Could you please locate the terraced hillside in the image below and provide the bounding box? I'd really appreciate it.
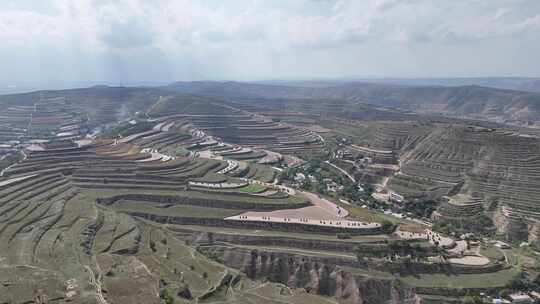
[0,87,166,171]
[356,122,540,247]
[148,95,324,155]
[165,81,540,126]
[0,134,391,303]
[0,86,535,304]
[0,137,518,303]
[386,125,484,200]
[0,99,85,141]
[0,86,163,132]
[254,105,540,249]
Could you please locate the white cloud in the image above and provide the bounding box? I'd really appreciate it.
[0,0,539,82]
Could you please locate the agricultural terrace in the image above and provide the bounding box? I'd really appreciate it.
[0,89,534,304]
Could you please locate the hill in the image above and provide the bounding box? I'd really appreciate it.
[164,81,540,126]
[0,85,538,303]
[324,77,540,93]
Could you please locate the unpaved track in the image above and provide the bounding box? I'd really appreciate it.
[226,191,380,229]
[448,255,490,266]
[300,191,349,218]
[85,265,108,304]
[0,174,36,187]
[324,161,355,183]
[226,191,344,220]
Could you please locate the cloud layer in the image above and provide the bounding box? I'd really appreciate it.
[1,0,539,84]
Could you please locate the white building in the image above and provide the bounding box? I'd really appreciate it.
[294,173,306,183]
[509,293,532,304]
[389,192,405,203]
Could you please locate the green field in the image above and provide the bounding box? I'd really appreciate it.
[480,246,505,261]
[111,201,243,218]
[400,268,517,289]
[238,184,267,194]
[85,188,307,206]
[175,146,190,157]
[167,224,391,243]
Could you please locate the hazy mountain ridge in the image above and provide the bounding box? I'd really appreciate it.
[2,81,540,126]
[319,77,540,93]
[165,81,540,125]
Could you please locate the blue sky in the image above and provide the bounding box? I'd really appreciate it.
[1,0,539,86]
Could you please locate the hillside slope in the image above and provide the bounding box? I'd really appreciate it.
[165,81,540,126]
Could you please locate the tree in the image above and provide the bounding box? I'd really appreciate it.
[149,240,157,252]
[162,289,175,304]
[337,233,351,239]
[507,270,530,290]
[462,295,482,304]
[302,180,312,190]
[381,220,396,233]
[314,182,326,195]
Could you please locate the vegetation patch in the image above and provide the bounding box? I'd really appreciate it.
[100,121,155,138]
[400,268,517,289]
[238,184,267,194]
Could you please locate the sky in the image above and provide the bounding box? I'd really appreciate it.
[1,0,540,87]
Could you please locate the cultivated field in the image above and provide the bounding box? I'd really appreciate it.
[0,87,534,304]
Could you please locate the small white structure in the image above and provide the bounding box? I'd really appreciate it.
[509,293,533,303]
[530,291,540,301]
[294,173,306,183]
[493,240,511,249]
[389,192,404,203]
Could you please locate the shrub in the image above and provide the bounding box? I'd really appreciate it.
[462,295,482,304]
[337,233,351,239]
[162,289,175,304]
[382,220,396,233]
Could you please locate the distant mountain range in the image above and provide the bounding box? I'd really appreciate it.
[256,77,540,92]
[163,80,540,126]
[2,77,540,127]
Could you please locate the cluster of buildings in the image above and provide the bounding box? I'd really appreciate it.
[292,172,346,193]
[492,292,540,303]
[322,177,344,192]
[292,172,316,187]
[335,148,373,168]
